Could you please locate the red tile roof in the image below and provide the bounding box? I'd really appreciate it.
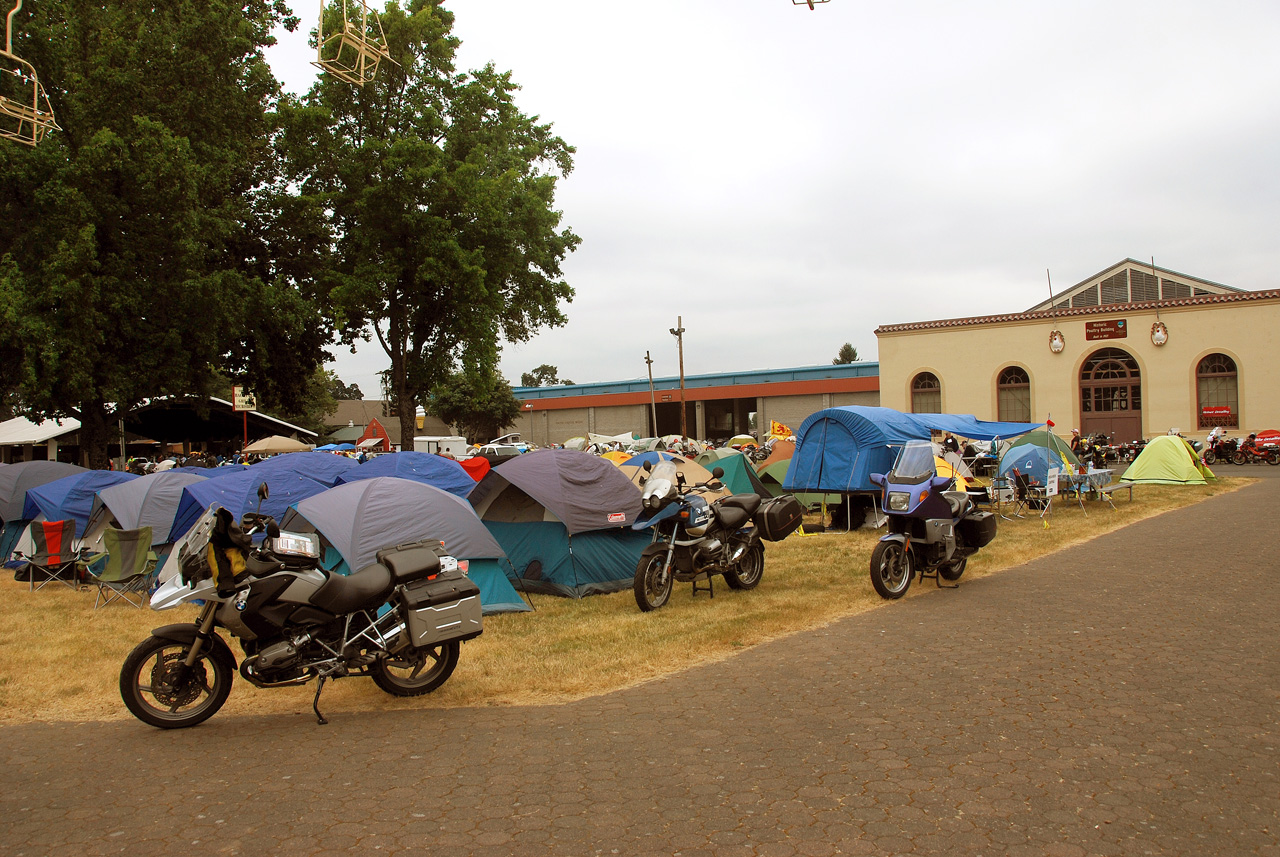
[875,289,1280,335]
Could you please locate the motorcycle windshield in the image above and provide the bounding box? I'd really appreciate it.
[642,460,679,502]
[887,441,937,484]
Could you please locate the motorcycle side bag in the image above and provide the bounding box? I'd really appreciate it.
[753,494,804,541]
[959,511,997,549]
[399,575,483,646]
[376,540,443,585]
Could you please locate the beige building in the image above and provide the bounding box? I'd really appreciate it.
[876,259,1280,443]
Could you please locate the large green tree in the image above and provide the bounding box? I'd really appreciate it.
[285,0,579,448]
[427,368,521,444]
[0,0,329,467]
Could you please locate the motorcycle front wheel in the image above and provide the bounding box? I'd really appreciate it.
[634,550,674,612]
[724,542,764,590]
[1232,451,1247,465]
[120,636,235,729]
[870,541,913,600]
[1203,450,1216,466]
[370,641,460,697]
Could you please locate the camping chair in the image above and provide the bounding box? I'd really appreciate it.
[79,526,157,608]
[1004,471,1031,519]
[22,519,80,591]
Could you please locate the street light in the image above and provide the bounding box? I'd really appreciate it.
[669,317,687,443]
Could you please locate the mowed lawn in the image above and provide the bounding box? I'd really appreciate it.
[0,478,1243,724]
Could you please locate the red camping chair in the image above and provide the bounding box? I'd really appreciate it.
[23,519,81,591]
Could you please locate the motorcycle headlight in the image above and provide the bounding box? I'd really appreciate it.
[887,492,910,512]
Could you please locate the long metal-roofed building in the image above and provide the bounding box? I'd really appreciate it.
[510,362,881,446]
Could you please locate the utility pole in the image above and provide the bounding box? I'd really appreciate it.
[644,351,658,437]
[669,317,687,443]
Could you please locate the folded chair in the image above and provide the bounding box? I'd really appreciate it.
[23,519,80,591]
[80,526,157,609]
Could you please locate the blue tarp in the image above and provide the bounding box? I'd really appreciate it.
[23,471,139,537]
[169,469,330,542]
[335,451,475,499]
[784,406,1041,493]
[249,451,358,487]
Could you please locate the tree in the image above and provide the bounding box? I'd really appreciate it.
[427,369,521,444]
[327,373,365,400]
[0,0,328,467]
[286,0,579,449]
[833,343,860,365]
[520,364,573,387]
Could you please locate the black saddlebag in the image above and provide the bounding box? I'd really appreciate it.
[376,541,442,585]
[959,511,997,549]
[398,571,483,646]
[753,494,805,542]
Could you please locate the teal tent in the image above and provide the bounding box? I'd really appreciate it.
[470,450,647,598]
[694,450,770,496]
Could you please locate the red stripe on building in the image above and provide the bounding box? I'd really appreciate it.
[519,376,879,411]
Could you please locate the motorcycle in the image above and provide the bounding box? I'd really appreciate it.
[868,440,998,600]
[1118,437,1148,462]
[1203,433,1238,466]
[630,460,801,611]
[1233,442,1280,466]
[119,485,482,728]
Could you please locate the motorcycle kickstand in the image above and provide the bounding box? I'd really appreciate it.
[312,676,330,726]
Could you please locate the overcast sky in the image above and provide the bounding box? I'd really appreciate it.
[266,1,1280,394]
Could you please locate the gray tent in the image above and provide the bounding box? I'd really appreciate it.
[0,460,87,521]
[280,476,529,614]
[85,471,210,547]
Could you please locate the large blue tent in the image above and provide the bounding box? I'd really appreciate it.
[23,470,139,537]
[784,406,1041,493]
[249,451,358,487]
[280,477,528,615]
[335,451,474,499]
[168,469,331,541]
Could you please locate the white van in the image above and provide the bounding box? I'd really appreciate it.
[413,436,471,458]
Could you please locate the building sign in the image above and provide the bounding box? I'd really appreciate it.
[1201,406,1233,418]
[231,386,257,412]
[1085,319,1127,341]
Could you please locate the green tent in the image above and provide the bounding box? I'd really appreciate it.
[1120,435,1216,484]
[1007,429,1081,469]
[757,459,839,509]
[695,450,769,496]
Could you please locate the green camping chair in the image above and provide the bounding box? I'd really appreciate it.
[80,527,157,609]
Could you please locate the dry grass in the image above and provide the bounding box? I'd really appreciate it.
[0,478,1246,724]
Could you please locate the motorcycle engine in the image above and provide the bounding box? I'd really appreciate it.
[255,632,313,673]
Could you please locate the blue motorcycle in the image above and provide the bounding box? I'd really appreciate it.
[868,440,997,599]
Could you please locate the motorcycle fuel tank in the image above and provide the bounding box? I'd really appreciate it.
[683,495,712,536]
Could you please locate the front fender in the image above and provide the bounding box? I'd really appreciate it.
[877,533,909,548]
[632,503,681,530]
[150,624,237,667]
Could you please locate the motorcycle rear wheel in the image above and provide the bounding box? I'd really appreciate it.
[724,543,764,590]
[371,641,460,696]
[1268,450,1280,466]
[870,541,913,600]
[120,636,235,729]
[939,556,967,581]
[634,550,674,612]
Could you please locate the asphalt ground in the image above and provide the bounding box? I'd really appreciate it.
[1,477,1277,856]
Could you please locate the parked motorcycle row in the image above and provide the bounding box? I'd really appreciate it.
[1202,431,1279,466]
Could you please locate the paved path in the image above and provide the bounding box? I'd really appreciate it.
[2,480,1277,856]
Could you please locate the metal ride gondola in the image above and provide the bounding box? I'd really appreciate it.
[0,0,59,146]
[313,0,397,87]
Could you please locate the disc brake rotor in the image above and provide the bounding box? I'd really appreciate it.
[150,651,208,708]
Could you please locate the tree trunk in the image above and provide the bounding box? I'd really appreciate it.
[78,400,112,469]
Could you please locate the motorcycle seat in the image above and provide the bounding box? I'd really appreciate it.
[716,494,762,530]
[311,563,393,615]
[944,491,971,518]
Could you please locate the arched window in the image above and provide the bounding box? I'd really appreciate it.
[997,366,1031,423]
[911,372,941,413]
[1197,353,1238,429]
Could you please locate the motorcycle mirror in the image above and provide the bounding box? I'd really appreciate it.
[712,467,724,478]
[257,482,269,501]
[642,461,653,473]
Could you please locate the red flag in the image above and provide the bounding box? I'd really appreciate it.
[1046,417,1056,427]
